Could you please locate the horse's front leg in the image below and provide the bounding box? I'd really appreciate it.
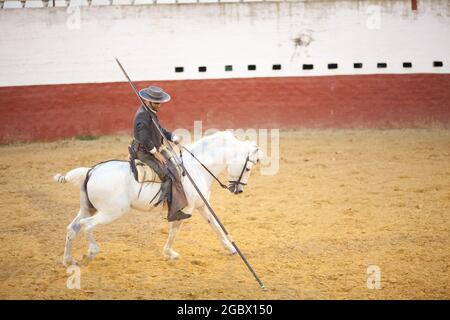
[163,220,183,260]
[198,206,236,255]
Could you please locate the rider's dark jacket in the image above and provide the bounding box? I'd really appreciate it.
[133,105,173,153]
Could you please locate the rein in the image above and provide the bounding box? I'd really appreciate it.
[181,146,257,193]
[181,146,228,189]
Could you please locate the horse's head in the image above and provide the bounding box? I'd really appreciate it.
[227,140,263,195]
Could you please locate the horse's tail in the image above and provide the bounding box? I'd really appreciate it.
[53,167,91,186]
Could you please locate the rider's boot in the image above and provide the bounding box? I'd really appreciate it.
[168,210,192,222]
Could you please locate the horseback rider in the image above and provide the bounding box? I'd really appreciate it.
[130,85,191,222]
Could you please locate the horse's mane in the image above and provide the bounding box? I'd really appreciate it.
[186,131,237,154]
[184,131,260,166]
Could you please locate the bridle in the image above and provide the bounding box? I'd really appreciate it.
[181,146,259,193]
[227,153,258,193]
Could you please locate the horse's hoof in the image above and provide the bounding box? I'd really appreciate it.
[225,245,237,255]
[169,253,180,260]
[164,250,180,260]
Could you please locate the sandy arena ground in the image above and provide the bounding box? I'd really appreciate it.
[0,129,449,299]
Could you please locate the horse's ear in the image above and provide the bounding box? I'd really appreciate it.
[256,148,264,163]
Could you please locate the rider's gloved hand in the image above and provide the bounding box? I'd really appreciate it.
[172,135,182,145]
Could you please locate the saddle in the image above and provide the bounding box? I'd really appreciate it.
[134,159,162,183]
[128,145,182,184]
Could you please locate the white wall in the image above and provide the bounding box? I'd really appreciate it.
[0,0,448,86]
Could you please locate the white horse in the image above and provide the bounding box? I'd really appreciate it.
[54,131,262,266]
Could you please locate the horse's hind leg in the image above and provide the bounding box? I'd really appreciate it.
[63,208,91,266]
[79,209,128,263]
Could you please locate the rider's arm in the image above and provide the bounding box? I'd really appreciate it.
[161,126,175,143]
[160,126,182,145]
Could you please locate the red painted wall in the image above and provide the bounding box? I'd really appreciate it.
[0,74,449,142]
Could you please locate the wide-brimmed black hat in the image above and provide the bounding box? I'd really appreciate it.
[138,86,171,103]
